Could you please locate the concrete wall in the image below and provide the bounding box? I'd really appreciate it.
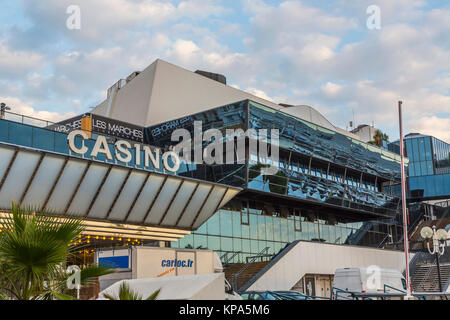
[247,241,409,291]
[92,59,282,127]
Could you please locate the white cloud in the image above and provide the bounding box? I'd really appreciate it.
[0,0,448,144]
[0,97,76,123]
[0,43,43,77]
[322,82,343,97]
[409,116,450,142]
[245,88,274,102]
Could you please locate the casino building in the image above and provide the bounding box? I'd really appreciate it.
[1,59,415,294]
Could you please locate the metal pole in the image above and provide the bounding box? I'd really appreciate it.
[399,101,413,299]
[436,251,443,293]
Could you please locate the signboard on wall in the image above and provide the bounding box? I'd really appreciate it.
[90,114,144,142]
[47,113,144,143]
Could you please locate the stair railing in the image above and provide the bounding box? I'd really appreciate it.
[417,263,436,291]
[232,247,270,292]
[222,251,242,265]
[377,233,391,248]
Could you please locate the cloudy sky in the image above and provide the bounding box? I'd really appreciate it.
[0,0,449,142]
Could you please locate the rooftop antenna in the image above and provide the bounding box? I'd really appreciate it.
[352,109,356,129]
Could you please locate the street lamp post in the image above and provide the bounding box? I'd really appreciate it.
[398,101,413,299]
[420,226,448,293]
[0,102,11,119]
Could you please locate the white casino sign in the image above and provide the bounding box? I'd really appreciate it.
[67,130,181,173]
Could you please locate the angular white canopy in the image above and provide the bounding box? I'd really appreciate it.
[0,142,241,236]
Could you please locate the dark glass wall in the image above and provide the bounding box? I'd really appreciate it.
[405,136,434,177]
[405,135,450,199]
[172,197,401,263]
[248,102,401,217]
[146,100,249,187]
[432,137,450,175]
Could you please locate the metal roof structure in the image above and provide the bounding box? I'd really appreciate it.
[0,142,240,240]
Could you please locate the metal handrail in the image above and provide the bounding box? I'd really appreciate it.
[377,233,391,248]
[416,262,436,291]
[383,284,406,294]
[0,110,55,127]
[232,247,270,291]
[330,287,362,300]
[222,251,242,265]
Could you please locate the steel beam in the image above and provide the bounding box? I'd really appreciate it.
[158,179,185,225]
[141,175,168,223]
[19,152,45,206]
[64,161,92,214]
[190,185,215,228]
[213,187,229,214]
[84,165,113,217]
[42,157,69,211]
[175,183,200,227]
[0,148,18,194]
[105,168,133,219]
[122,172,152,222]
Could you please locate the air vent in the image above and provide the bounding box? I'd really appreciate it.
[195,70,226,85]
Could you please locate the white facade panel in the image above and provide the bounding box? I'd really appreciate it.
[145,177,182,224]
[88,167,130,219]
[161,180,198,226]
[176,184,213,228]
[126,174,165,223]
[68,164,109,216]
[46,160,89,212]
[247,241,409,292]
[22,155,65,208]
[0,151,40,208]
[108,171,148,221]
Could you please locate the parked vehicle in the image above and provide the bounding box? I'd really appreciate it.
[332,267,406,300]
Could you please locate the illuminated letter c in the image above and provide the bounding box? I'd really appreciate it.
[68,130,88,155]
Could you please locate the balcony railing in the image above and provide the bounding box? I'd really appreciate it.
[0,110,55,128]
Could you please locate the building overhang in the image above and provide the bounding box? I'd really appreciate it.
[0,142,241,234]
[239,189,394,221]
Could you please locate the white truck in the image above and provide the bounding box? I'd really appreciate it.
[95,246,241,300]
[332,267,407,300]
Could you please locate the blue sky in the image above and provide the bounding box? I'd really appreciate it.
[0,0,449,141]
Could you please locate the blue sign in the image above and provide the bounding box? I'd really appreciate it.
[99,256,129,269]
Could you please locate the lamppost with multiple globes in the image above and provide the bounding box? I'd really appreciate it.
[420,225,448,292]
[0,102,11,119]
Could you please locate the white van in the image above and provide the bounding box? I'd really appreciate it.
[333,267,406,299]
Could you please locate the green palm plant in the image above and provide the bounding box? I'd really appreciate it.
[368,129,389,147]
[0,202,113,300]
[103,282,160,300]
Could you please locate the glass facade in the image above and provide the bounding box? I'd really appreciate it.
[404,134,450,199]
[145,99,405,259]
[0,99,408,262]
[405,136,434,177]
[432,137,450,175]
[171,198,402,263]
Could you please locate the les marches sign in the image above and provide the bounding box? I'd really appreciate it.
[48,113,144,143]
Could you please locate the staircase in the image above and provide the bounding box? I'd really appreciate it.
[224,261,270,292]
[411,263,450,292]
